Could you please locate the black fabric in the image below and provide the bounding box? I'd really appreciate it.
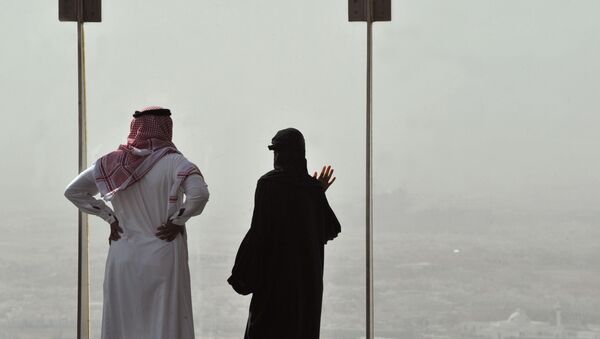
[228,169,341,339]
[268,128,305,155]
[271,128,308,176]
[132,108,171,118]
[273,151,308,177]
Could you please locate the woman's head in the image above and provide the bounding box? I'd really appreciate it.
[269,128,307,174]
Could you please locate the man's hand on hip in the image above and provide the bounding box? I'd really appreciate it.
[156,220,184,242]
[109,218,123,245]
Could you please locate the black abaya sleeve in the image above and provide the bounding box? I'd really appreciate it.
[227,180,269,295]
[320,191,341,244]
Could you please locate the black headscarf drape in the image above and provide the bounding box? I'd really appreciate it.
[270,128,309,176]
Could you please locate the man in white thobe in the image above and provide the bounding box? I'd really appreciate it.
[65,106,209,339]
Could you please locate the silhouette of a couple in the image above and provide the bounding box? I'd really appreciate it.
[65,106,341,339]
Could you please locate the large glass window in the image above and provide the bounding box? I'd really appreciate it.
[0,3,79,338]
[373,1,600,338]
[85,1,365,337]
[3,1,599,339]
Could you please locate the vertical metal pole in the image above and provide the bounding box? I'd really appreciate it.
[366,0,374,338]
[77,0,90,337]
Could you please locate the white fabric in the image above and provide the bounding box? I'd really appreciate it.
[65,153,209,339]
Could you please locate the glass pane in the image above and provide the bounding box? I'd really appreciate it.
[374,1,600,338]
[10,1,596,339]
[85,0,365,337]
[0,2,79,338]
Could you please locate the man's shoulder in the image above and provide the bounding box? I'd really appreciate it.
[161,153,196,167]
[153,153,201,177]
[163,152,186,161]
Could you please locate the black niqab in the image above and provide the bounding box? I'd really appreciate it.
[270,128,307,176]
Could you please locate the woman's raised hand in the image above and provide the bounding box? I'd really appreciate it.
[313,165,336,192]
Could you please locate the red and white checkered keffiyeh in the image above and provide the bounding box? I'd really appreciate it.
[93,107,181,200]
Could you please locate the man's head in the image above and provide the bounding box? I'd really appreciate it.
[127,106,173,147]
[132,106,171,118]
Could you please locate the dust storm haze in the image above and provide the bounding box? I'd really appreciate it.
[1,1,599,338]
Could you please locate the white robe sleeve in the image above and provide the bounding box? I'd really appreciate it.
[171,174,209,225]
[64,165,117,224]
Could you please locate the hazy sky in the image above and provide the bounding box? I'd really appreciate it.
[1,0,599,218]
[1,2,600,337]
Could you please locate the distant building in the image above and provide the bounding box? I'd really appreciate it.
[457,306,600,339]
